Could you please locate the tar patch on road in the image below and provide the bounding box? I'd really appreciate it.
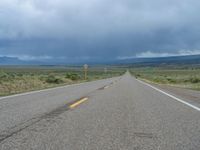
[0,97,88,143]
[133,132,155,139]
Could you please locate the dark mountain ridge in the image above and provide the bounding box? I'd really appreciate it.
[116,55,200,66]
[0,54,200,66]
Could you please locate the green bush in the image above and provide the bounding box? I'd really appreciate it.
[46,75,63,84]
[8,73,16,78]
[66,73,80,80]
[135,74,141,78]
[0,71,9,81]
[152,77,167,84]
[0,71,7,78]
[39,75,46,81]
[166,77,176,83]
[16,73,23,77]
[190,77,200,83]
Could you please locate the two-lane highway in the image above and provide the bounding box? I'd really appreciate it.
[1,72,200,150]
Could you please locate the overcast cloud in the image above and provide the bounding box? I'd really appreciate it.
[0,0,200,62]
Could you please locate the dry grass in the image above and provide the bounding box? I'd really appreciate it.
[130,67,200,91]
[0,66,125,96]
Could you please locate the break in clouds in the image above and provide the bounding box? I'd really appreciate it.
[1,0,200,61]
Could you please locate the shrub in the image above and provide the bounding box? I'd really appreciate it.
[0,71,9,81]
[136,74,141,77]
[17,73,23,77]
[153,77,167,84]
[66,73,80,80]
[190,77,200,83]
[46,75,63,84]
[39,75,46,81]
[166,77,176,83]
[134,74,141,79]
[8,73,16,78]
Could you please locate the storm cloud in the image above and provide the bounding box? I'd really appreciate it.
[0,0,200,61]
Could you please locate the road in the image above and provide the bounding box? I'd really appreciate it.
[0,72,200,150]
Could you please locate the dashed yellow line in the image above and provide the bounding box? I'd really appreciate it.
[69,97,88,109]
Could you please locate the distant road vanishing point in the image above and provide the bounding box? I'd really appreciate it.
[0,72,200,150]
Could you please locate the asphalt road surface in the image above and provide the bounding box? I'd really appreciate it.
[0,72,200,150]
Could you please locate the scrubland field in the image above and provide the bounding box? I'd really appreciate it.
[130,66,200,90]
[0,66,125,96]
[1,64,200,96]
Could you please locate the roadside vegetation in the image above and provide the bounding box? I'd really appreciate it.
[130,67,200,91]
[0,66,125,96]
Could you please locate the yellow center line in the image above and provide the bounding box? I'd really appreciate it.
[69,97,88,109]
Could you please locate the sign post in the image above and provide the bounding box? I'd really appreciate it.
[83,64,88,80]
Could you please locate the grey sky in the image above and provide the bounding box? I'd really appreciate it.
[0,0,200,61]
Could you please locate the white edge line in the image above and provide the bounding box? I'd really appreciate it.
[136,79,200,112]
[0,77,120,100]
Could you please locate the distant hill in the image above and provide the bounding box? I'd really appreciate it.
[116,55,200,66]
[0,56,24,65]
[1,54,200,66]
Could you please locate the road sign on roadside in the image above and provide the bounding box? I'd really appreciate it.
[83,64,88,80]
[84,64,88,70]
